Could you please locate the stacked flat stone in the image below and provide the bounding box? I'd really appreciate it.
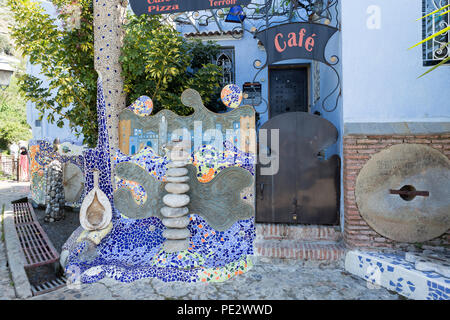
[161,159,191,253]
[161,138,192,253]
[44,159,65,222]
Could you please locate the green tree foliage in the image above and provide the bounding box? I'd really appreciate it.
[120,14,224,115]
[7,0,223,147]
[0,75,32,151]
[7,0,97,146]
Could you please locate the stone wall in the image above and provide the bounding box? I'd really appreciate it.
[343,133,450,249]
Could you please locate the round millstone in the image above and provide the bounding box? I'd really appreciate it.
[165,183,190,194]
[163,228,191,240]
[160,206,189,218]
[166,176,189,183]
[162,216,190,229]
[163,194,190,208]
[355,144,450,243]
[167,160,190,168]
[163,239,190,253]
[166,167,188,177]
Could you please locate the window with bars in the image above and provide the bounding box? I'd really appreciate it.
[213,47,235,86]
[422,0,450,66]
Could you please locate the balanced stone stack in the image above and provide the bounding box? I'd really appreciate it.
[44,159,65,222]
[161,140,191,253]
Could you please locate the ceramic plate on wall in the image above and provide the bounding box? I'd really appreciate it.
[221,84,243,109]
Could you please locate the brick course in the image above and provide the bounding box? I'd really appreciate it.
[343,133,450,249]
[255,224,345,261]
[254,239,346,261]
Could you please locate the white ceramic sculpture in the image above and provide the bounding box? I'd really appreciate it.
[80,170,112,231]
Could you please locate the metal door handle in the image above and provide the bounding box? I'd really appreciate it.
[260,183,264,200]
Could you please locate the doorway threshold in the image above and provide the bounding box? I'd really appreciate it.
[254,223,346,261]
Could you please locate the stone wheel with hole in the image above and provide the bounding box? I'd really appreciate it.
[355,144,450,243]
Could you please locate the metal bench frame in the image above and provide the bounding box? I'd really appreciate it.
[12,200,60,269]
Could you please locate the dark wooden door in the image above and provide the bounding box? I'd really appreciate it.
[256,112,340,225]
[269,66,308,117]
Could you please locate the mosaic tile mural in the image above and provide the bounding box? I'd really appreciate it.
[63,78,256,284]
[345,250,450,300]
[29,139,85,207]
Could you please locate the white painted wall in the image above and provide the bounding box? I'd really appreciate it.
[341,0,450,124]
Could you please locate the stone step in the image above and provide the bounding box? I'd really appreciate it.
[254,239,346,261]
[256,223,342,242]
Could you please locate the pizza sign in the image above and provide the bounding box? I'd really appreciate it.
[129,0,252,16]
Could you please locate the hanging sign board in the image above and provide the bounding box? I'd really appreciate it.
[129,0,252,16]
[255,22,338,65]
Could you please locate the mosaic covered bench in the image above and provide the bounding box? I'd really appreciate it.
[345,250,450,300]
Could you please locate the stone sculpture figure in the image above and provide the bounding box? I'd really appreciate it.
[44,159,65,222]
[44,139,65,222]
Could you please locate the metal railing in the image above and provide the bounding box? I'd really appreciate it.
[423,0,450,66]
[0,154,28,181]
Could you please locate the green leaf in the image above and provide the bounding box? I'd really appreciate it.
[418,55,450,78]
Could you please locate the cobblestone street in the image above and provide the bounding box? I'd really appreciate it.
[0,181,400,300]
[31,258,401,300]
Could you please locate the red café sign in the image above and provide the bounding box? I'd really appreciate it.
[255,22,338,65]
[129,0,252,15]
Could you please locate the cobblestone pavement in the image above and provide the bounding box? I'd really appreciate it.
[32,258,400,300]
[0,181,31,300]
[0,181,401,301]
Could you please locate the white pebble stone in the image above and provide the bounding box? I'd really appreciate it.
[162,216,190,229]
[163,194,190,208]
[163,228,191,240]
[166,168,188,177]
[165,183,190,194]
[166,176,189,183]
[160,206,189,218]
[167,160,190,168]
[163,239,190,253]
